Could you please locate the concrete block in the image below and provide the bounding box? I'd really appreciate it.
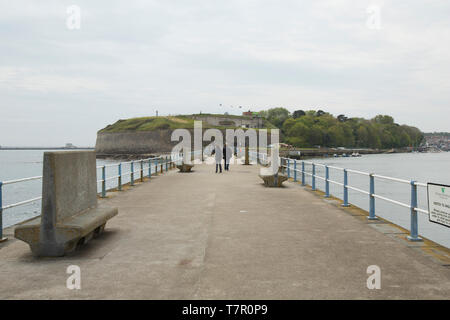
[14,151,118,257]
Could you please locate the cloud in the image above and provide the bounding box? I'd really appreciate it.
[0,0,449,146]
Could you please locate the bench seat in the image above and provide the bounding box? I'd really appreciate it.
[15,207,118,256]
[177,163,194,172]
[259,173,288,187]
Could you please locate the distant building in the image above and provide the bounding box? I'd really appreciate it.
[65,143,76,149]
[192,114,263,129]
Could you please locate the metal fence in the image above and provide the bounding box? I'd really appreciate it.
[0,153,191,241]
[248,151,430,242]
[2,150,434,244]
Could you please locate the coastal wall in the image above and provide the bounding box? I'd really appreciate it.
[96,130,179,155]
[96,129,274,156]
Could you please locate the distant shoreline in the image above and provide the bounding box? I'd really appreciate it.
[0,147,95,150]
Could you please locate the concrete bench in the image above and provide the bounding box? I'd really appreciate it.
[14,151,118,257]
[259,167,288,187]
[176,163,194,172]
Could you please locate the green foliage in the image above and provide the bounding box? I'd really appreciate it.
[99,114,278,133]
[99,116,196,132]
[292,110,306,119]
[266,107,290,128]
[266,110,423,149]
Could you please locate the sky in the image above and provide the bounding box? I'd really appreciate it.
[1,0,449,147]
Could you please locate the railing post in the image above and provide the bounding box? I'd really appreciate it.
[301,161,305,186]
[118,163,122,191]
[101,166,106,198]
[312,163,316,191]
[325,165,330,198]
[368,174,377,220]
[408,181,422,241]
[294,160,297,182]
[0,181,6,242]
[165,156,168,172]
[148,159,152,178]
[287,158,290,178]
[154,158,158,175]
[160,157,163,173]
[140,160,144,182]
[342,169,349,207]
[131,162,135,186]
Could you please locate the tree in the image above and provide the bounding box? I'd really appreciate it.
[316,110,326,117]
[373,115,394,125]
[256,108,422,149]
[266,107,290,128]
[292,110,306,119]
[337,114,348,122]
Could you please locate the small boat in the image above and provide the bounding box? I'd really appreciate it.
[351,152,361,157]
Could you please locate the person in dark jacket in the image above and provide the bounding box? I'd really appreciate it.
[223,143,232,171]
[214,144,223,173]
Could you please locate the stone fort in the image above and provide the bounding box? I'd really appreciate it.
[192,113,264,129]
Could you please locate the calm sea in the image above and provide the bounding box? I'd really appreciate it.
[309,152,450,248]
[0,150,122,228]
[1,150,449,248]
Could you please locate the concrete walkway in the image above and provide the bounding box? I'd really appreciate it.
[0,162,449,299]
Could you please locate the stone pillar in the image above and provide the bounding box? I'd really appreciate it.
[244,146,250,165]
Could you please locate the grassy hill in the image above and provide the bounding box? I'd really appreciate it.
[99,114,276,133]
[99,116,195,133]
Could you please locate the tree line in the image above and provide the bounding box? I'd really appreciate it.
[258,108,424,149]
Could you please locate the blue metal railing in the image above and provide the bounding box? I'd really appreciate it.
[282,156,428,242]
[248,150,431,242]
[0,152,190,241]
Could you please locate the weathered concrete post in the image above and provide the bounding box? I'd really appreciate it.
[244,146,250,165]
[140,160,144,182]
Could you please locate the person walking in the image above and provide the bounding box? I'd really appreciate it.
[214,144,223,173]
[224,143,232,171]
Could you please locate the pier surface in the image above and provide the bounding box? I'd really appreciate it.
[0,162,449,299]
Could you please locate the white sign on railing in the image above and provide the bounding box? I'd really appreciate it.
[427,183,450,228]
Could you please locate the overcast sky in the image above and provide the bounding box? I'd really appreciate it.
[1,0,449,146]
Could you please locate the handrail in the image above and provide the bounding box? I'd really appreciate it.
[276,155,432,242]
[247,152,435,243]
[3,176,42,185]
[0,151,198,238]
